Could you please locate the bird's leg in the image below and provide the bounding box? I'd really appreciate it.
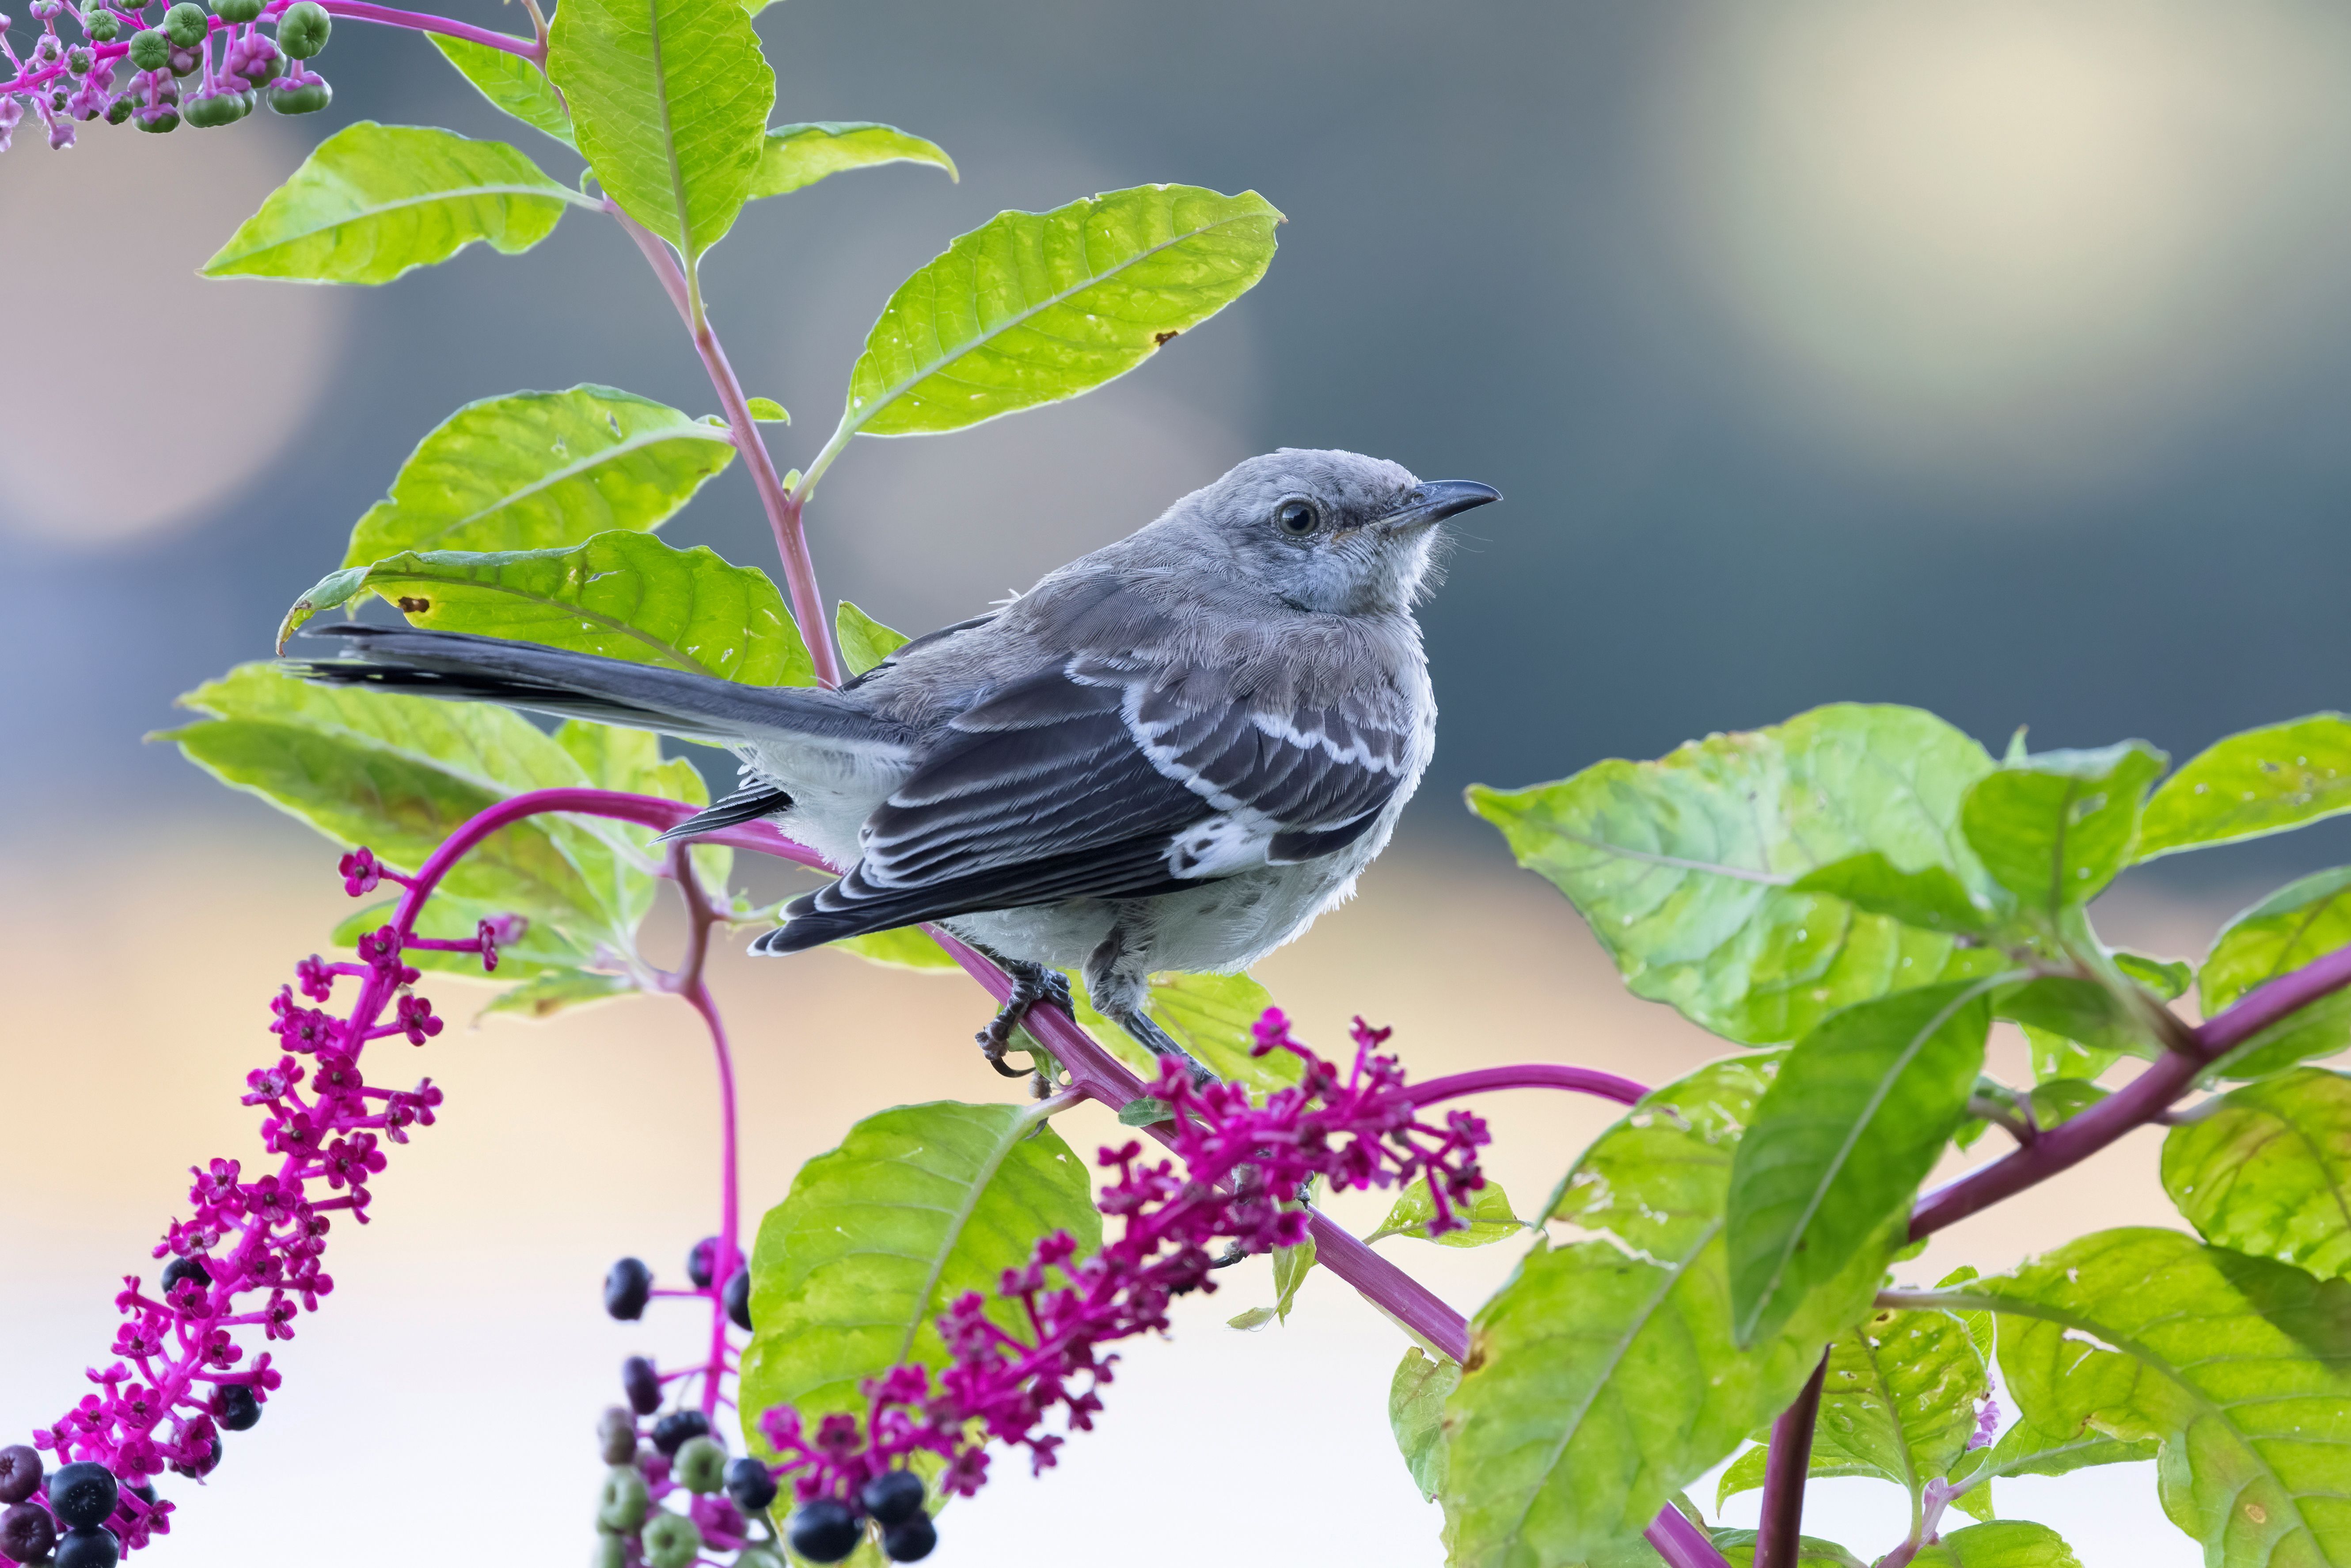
[1109,1004,1215,1086]
[976,957,1071,1080]
[1082,921,1215,1086]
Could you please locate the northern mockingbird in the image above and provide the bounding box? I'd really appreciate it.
[294,449,1499,1074]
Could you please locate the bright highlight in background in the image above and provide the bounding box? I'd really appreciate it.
[1667,0,2351,483]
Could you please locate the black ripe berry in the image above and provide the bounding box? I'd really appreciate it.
[48,1462,119,1530]
[880,1511,937,1563]
[54,1526,120,1568]
[0,1447,39,1507]
[686,1236,718,1290]
[213,1382,261,1433]
[0,1501,57,1565]
[723,1455,777,1513]
[859,1470,924,1528]
[604,1257,652,1321]
[621,1355,661,1416]
[167,1436,220,1481]
[649,1409,708,1457]
[785,1500,862,1564]
[159,1256,212,1299]
[722,1267,752,1331]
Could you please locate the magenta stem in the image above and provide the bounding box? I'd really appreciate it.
[1405,1063,1647,1109]
[1648,1506,1736,1568]
[1912,936,2351,1238]
[1754,1353,1827,1568]
[312,0,542,58]
[604,202,847,688]
[664,845,741,1423]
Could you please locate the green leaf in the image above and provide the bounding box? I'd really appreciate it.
[1390,1348,1462,1502]
[1271,1229,1315,1325]
[1713,1438,1890,1508]
[1068,968,1304,1094]
[2024,1025,2122,1086]
[743,397,789,423]
[1909,1522,2084,1568]
[1365,1174,1524,1247]
[333,893,598,981]
[2139,715,2351,861]
[1438,1057,1882,1566]
[1709,1530,1865,1568]
[482,968,638,1018]
[836,600,912,678]
[1948,1412,2157,1495]
[1958,742,2169,914]
[546,0,772,262]
[827,926,960,971]
[832,185,1281,442]
[337,386,734,566]
[740,1101,1101,1431]
[750,121,956,199]
[2199,868,2351,1078]
[1996,976,2159,1063]
[282,531,813,687]
[1118,1097,1172,1127]
[2028,1077,2108,1130]
[429,35,576,149]
[2165,1069,2351,1281]
[2116,950,2193,1001]
[1728,981,1996,1347]
[156,664,640,942]
[1961,1227,2351,1566]
[554,716,730,918]
[1468,704,2006,1045]
[1789,851,2004,934]
[202,123,590,283]
[1806,1304,1990,1503]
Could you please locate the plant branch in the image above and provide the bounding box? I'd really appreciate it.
[311,0,542,59]
[604,202,847,688]
[1911,938,2351,1238]
[1646,1505,1736,1568]
[1754,1353,1827,1568]
[664,843,741,1422]
[1404,1063,1647,1109]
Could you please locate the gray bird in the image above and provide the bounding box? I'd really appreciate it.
[291,449,1499,1074]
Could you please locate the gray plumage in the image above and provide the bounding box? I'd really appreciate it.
[293,448,1498,1060]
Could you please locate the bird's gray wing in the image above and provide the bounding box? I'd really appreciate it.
[767,641,1413,949]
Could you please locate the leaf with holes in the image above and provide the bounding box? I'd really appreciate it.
[829,185,1280,444]
[1390,1348,1462,1502]
[281,532,812,687]
[2139,715,2351,861]
[2165,1069,2351,1281]
[1950,1227,2351,1566]
[1468,704,2006,1046]
[337,386,733,567]
[1438,1057,1882,1566]
[750,121,956,199]
[2199,868,2351,1078]
[1946,1413,2157,1501]
[1728,981,1996,1347]
[1959,743,2168,915]
[203,123,591,283]
[547,0,772,261]
[739,1101,1101,1431]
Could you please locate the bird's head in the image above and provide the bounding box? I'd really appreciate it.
[1157,449,1500,616]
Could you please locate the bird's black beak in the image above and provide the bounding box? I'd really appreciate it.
[1379,479,1501,534]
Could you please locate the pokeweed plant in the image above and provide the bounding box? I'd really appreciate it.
[9,4,2351,1567]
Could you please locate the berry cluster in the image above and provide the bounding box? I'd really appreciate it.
[0,0,329,152]
[752,1012,1492,1563]
[591,1234,766,1566]
[0,850,477,1562]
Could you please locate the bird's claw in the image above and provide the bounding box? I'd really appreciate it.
[976,962,1071,1078]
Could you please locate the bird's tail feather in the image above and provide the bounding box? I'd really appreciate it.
[285,625,914,752]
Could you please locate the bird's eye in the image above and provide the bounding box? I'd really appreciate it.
[1273,498,1320,536]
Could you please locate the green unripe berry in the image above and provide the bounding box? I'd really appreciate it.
[673,1437,727,1496]
[263,75,327,113]
[589,1536,627,1568]
[594,1467,648,1535]
[181,87,247,126]
[640,1513,701,1568]
[134,105,178,130]
[82,11,118,40]
[160,2,206,46]
[596,1408,637,1467]
[273,0,326,56]
[210,0,262,20]
[125,28,170,68]
[105,94,133,122]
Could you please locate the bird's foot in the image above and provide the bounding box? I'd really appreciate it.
[1115,1007,1215,1088]
[976,961,1072,1079]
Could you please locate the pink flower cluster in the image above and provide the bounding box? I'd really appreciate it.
[757,1012,1491,1516]
[13,850,483,1557]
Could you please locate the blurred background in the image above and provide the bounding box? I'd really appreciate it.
[9,0,2351,1561]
